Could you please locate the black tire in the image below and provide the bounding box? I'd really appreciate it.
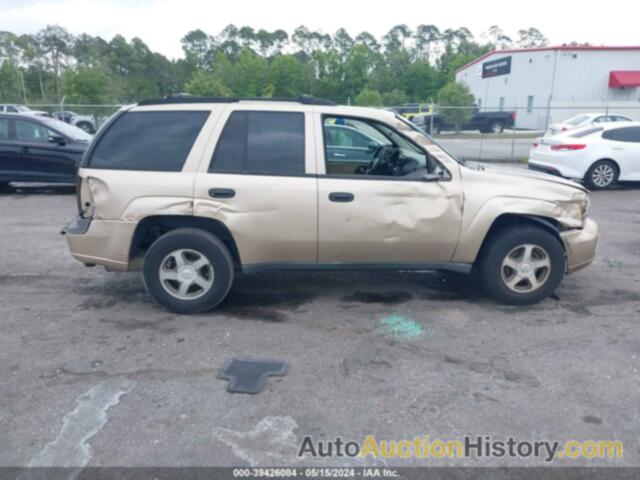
[584,160,618,190]
[0,182,9,189]
[76,122,95,134]
[143,228,234,314]
[477,225,565,305]
[490,121,504,134]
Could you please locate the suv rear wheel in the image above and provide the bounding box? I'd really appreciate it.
[478,225,565,305]
[143,228,234,314]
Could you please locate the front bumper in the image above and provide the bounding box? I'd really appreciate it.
[63,215,136,271]
[560,218,599,274]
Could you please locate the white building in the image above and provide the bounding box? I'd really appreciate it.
[455,46,640,130]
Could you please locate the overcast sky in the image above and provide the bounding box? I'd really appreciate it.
[1,0,638,59]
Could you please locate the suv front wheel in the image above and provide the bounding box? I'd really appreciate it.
[143,228,234,314]
[478,225,565,305]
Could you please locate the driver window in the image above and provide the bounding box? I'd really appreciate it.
[15,120,52,142]
[323,116,430,178]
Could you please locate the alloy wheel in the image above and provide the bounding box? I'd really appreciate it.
[159,249,214,300]
[500,244,551,293]
[591,164,615,188]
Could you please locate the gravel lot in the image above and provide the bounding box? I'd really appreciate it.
[0,177,639,469]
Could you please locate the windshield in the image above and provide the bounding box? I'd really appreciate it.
[40,117,93,141]
[565,115,589,126]
[394,114,466,165]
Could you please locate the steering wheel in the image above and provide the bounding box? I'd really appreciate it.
[366,145,395,176]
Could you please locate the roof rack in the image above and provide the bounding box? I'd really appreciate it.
[137,94,336,107]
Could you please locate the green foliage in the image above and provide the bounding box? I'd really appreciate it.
[355,88,382,106]
[185,71,232,96]
[62,67,111,103]
[268,55,305,97]
[0,23,547,108]
[436,82,475,131]
[382,89,407,106]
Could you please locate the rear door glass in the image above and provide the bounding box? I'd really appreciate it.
[88,111,209,171]
[210,111,305,175]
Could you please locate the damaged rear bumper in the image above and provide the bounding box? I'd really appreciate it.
[62,215,136,271]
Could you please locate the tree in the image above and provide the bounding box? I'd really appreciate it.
[483,25,513,50]
[355,88,382,106]
[185,71,232,96]
[181,29,215,71]
[414,25,440,61]
[436,82,475,133]
[517,28,549,48]
[269,55,306,97]
[382,89,407,106]
[62,67,112,104]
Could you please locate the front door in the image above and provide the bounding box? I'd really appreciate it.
[316,114,463,264]
[14,119,79,182]
[193,108,317,268]
[0,117,19,180]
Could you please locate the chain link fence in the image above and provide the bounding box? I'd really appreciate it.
[388,104,640,163]
[7,100,640,163]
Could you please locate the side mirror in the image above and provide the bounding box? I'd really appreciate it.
[423,171,446,182]
[48,135,66,146]
[366,142,379,152]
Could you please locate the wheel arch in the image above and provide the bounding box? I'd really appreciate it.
[474,213,564,265]
[129,215,242,270]
[588,158,621,176]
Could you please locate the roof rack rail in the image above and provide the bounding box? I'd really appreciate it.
[137,94,336,107]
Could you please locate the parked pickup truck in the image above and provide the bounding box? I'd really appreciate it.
[413,109,516,134]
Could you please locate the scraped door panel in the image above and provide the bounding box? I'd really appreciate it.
[193,174,317,265]
[318,178,462,263]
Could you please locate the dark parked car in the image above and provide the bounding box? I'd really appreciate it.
[0,113,92,187]
[413,109,516,134]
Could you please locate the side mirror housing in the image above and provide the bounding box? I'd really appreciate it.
[423,170,447,182]
[48,135,66,146]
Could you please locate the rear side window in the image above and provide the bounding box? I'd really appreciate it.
[570,127,603,138]
[602,127,640,143]
[89,111,209,171]
[210,111,305,175]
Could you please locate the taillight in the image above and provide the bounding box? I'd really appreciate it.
[551,144,586,151]
[511,112,516,122]
[561,127,568,132]
[532,142,539,148]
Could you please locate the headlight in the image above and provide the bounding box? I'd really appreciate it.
[553,192,589,227]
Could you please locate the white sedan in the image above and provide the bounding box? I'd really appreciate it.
[547,113,633,136]
[529,122,640,189]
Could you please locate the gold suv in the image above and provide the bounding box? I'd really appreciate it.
[63,96,598,313]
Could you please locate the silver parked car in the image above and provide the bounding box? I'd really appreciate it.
[52,110,97,134]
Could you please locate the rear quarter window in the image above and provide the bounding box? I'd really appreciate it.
[88,111,209,171]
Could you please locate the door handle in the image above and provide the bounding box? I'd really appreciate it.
[329,192,354,202]
[333,152,347,157]
[208,188,235,199]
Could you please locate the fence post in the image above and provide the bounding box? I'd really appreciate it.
[510,106,517,160]
[429,102,434,135]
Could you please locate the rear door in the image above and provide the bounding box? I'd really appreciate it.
[193,106,317,268]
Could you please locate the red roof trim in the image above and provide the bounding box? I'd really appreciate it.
[456,46,640,74]
[609,71,640,88]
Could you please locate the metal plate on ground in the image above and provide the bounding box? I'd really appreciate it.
[217,358,289,394]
